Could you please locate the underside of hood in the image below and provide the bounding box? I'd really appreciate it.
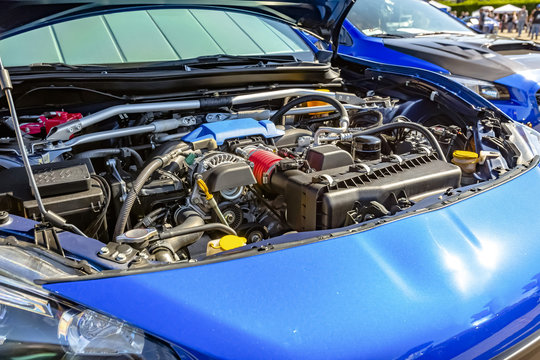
[0,0,353,44]
[383,36,536,81]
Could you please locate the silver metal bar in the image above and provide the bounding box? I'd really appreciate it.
[59,118,183,148]
[46,89,344,141]
[47,100,201,141]
[231,88,337,105]
[62,124,156,147]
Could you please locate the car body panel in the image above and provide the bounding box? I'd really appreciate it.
[333,53,506,113]
[490,72,540,128]
[1,2,540,359]
[338,3,540,127]
[0,215,125,270]
[338,20,450,73]
[45,162,540,360]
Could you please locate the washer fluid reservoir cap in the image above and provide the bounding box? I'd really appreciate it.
[452,150,478,161]
[214,235,247,251]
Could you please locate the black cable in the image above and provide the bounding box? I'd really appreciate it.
[270,94,348,126]
[134,207,166,229]
[113,143,190,238]
[15,86,128,104]
[74,147,144,169]
[350,109,384,128]
[299,112,341,125]
[359,116,446,161]
[85,175,111,238]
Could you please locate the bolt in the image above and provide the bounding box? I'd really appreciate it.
[0,211,9,225]
[99,246,109,255]
[116,253,127,262]
[224,213,235,223]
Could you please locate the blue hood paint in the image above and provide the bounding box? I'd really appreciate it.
[339,19,450,74]
[338,19,540,126]
[491,71,540,126]
[45,163,540,359]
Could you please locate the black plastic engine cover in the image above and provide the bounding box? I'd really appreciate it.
[202,162,256,192]
[271,153,461,231]
[305,145,354,171]
[0,159,104,229]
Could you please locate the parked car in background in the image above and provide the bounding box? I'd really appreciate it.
[463,15,500,33]
[2,1,540,359]
[336,0,540,129]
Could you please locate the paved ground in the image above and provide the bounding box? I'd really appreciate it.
[493,30,540,43]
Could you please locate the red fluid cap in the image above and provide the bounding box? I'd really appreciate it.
[248,149,282,185]
[20,111,82,136]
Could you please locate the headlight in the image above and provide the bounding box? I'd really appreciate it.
[0,280,180,359]
[449,76,511,101]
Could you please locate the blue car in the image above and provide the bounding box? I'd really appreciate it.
[336,0,540,129]
[1,1,540,359]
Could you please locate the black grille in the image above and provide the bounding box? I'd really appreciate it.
[536,91,540,110]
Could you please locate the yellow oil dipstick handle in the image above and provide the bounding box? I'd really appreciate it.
[197,178,229,225]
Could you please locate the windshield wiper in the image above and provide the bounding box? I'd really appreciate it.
[414,31,468,37]
[10,62,110,72]
[9,55,303,74]
[138,54,301,69]
[371,34,406,38]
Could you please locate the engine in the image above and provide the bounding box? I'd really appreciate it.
[0,89,496,265]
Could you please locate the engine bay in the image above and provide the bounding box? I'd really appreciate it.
[0,79,530,268]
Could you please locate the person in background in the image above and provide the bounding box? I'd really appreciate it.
[501,12,508,32]
[507,12,517,32]
[479,9,486,33]
[531,4,540,40]
[517,6,528,37]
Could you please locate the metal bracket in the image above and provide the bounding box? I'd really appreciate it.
[107,158,127,202]
[34,223,64,257]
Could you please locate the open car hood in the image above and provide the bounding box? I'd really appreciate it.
[0,0,354,44]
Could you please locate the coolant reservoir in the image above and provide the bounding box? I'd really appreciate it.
[206,235,247,256]
[306,89,331,115]
[451,150,478,174]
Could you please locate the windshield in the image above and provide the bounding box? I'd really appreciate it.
[347,0,474,37]
[0,8,314,67]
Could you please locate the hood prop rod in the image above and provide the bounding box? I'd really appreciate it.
[0,58,86,237]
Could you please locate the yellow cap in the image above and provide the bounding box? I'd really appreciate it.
[197,178,213,200]
[452,150,478,160]
[211,235,247,251]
